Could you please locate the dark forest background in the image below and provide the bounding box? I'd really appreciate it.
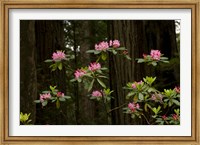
[20,20,180,125]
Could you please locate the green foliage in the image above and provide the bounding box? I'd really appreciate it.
[20,112,32,125]
[136,54,169,66]
[34,86,71,109]
[143,76,156,86]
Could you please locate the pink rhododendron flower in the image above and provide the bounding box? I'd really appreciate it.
[150,50,161,60]
[95,41,109,51]
[40,93,51,102]
[137,81,143,85]
[162,115,167,120]
[123,50,128,55]
[131,81,143,89]
[74,69,86,79]
[112,40,120,48]
[136,103,140,109]
[172,114,179,120]
[92,90,102,97]
[151,94,156,100]
[151,93,163,102]
[131,83,136,89]
[109,40,113,46]
[57,92,64,97]
[128,103,135,112]
[88,62,101,71]
[128,102,140,112]
[175,86,180,93]
[52,50,66,61]
[143,53,147,59]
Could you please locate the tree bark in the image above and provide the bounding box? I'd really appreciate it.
[34,20,67,124]
[108,20,177,125]
[20,20,37,124]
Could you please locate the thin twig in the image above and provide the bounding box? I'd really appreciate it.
[107,103,127,113]
[141,113,151,125]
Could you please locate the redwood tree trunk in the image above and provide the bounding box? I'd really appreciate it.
[34,20,67,124]
[108,20,177,125]
[20,20,37,124]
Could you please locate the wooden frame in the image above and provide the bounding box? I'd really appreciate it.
[0,0,199,144]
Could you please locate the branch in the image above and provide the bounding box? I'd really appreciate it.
[107,103,127,113]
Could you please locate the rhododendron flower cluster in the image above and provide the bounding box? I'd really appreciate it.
[151,93,163,102]
[123,50,128,55]
[40,93,51,102]
[150,50,161,60]
[172,114,179,120]
[89,62,101,71]
[74,69,86,79]
[143,53,147,59]
[175,86,180,93]
[52,50,66,61]
[92,90,102,98]
[95,39,120,51]
[162,115,167,120]
[57,92,64,97]
[95,41,109,51]
[131,81,143,89]
[109,40,120,48]
[128,102,140,112]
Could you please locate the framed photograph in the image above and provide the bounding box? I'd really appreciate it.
[1,0,199,144]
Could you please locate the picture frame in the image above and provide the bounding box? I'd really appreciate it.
[0,0,199,144]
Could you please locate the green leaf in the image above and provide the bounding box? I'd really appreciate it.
[58,62,62,70]
[126,91,135,99]
[34,100,41,103]
[70,78,76,82]
[133,95,138,102]
[152,62,157,66]
[44,59,53,63]
[42,100,48,106]
[88,79,95,92]
[59,97,65,102]
[98,75,108,79]
[49,64,57,71]
[131,114,135,119]
[86,50,95,53]
[77,78,82,82]
[125,55,131,60]
[164,99,169,102]
[172,99,180,106]
[137,59,145,63]
[56,100,60,109]
[157,106,161,113]
[152,108,157,114]
[112,50,117,55]
[96,69,102,74]
[50,97,56,100]
[162,60,170,63]
[52,99,56,103]
[63,96,71,99]
[169,101,172,107]
[90,96,96,99]
[138,93,144,100]
[101,53,107,61]
[94,51,101,55]
[144,103,148,112]
[116,47,126,51]
[148,87,156,93]
[100,67,108,70]
[160,57,168,60]
[84,74,93,78]
[42,91,50,94]
[50,86,56,91]
[97,79,106,88]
